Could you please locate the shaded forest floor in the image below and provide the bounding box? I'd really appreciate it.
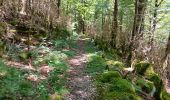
[1,31,170,100]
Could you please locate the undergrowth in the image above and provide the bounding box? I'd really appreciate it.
[0,27,79,99]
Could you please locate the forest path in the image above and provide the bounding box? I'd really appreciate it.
[63,38,96,100]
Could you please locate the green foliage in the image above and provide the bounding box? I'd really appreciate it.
[0,56,68,99]
[54,39,69,49]
[62,50,76,58]
[104,49,121,60]
[53,38,77,50]
[18,81,34,96]
[53,27,71,39]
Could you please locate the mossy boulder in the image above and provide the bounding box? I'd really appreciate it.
[135,77,155,95]
[134,61,151,75]
[161,90,170,100]
[106,60,126,71]
[104,92,142,100]
[110,79,136,93]
[147,73,163,99]
[97,71,122,83]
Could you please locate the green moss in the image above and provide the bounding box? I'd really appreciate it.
[104,92,143,100]
[144,65,155,78]
[135,77,155,94]
[134,61,151,75]
[161,90,170,100]
[98,71,122,83]
[86,54,106,75]
[110,79,135,93]
[147,73,163,99]
[106,60,126,70]
[147,74,162,88]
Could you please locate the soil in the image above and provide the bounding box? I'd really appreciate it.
[63,39,96,100]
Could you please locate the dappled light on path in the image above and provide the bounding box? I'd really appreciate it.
[63,39,96,100]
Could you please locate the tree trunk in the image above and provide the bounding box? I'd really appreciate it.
[149,0,163,53]
[20,0,27,15]
[162,33,170,63]
[127,0,146,65]
[111,0,118,48]
[0,0,3,6]
[57,0,61,18]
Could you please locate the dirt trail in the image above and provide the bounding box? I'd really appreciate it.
[63,39,96,100]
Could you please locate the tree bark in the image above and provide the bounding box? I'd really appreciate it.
[57,0,61,18]
[111,0,118,48]
[127,0,146,65]
[149,0,163,52]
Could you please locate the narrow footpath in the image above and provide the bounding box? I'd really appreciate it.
[63,38,96,100]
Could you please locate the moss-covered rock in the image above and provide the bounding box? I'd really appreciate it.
[106,60,126,71]
[104,91,142,100]
[144,65,155,78]
[147,73,163,99]
[135,77,155,95]
[97,71,122,83]
[110,79,136,93]
[161,89,170,100]
[134,61,151,75]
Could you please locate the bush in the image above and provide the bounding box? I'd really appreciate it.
[53,27,70,39]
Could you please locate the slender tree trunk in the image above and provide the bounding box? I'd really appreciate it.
[149,0,163,53]
[111,0,118,48]
[57,0,61,18]
[127,0,146,65]
[20,0,27,15]
[119,13,123,33]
